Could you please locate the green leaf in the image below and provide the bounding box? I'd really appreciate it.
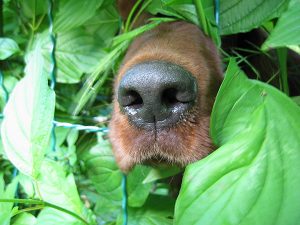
[37,160,96,225]
[292,96,300,106]
[36,208,85,225]
[0,74,18,112]
[0,174,18,225]
[1,46,55,178]
[54,0,103,32]
[127,165,152,207]
[12,213,37,225]
[143,166,181,184]
[147,0,288,35]
[175,59,300,225]
[38,29,104,83]
[18,173,35,198]
[80,136,123,201]
[0,38,19,60]
[80,135,152,208]
[20,0,47,18]
[219,0,289,35]
[84,5,120,46]
[262,0,300,50]
[117,195,175,225]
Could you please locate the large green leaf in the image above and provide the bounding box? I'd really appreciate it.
[12,213,37,225]
[1,46,55,178]
[36,208,86,225]
[117,195,175,225]
[84,5,120,46]
[54,0,103,32]
[0,75,18,112]
[175,59,300,225]
[0,38,19,60]
[262,0,300,50]
[127,166,152,207]
[219,0,289,35]
[0,174,18,225]
[147,0,288,34]
[38,29,104,83]
[36,160,96,225]
[80,135,152,207]
[20,0,47,18]
[143,166,181,184]
[80,136,123,201]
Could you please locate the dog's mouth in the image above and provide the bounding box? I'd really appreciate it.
[142,155,173,166]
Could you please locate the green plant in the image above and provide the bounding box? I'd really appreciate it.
[0,0,299,224]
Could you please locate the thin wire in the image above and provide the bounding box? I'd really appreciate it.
[48,0,57,156]
[0,70,9,103]
[215,0,220,33]
[51,123,57,154]
[48,0,56,90]
[122,174,128,225]
[53,121,108,133]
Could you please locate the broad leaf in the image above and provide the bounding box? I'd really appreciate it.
[146,0,288,35]
[0,38,19,60]
[127,165,152,207]
[80,136,123,201]
[1,46,55,178]
[262,0,300,50]
[0,174,18,225]
[175,59,300,225]
[38,30,104,83]
[84,5,120,46]
[12,213,36,225]
[218,0,289,35]
[37,160,96,225]
[0,75,18,112]
[117,195,175,225]
[54,0,103,32]
[36,208,90,225]
[143,166,181,184]
[80,135,152,207]
[20,0,47,18]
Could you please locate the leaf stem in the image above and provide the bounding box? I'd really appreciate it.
[0,198,89,224]
[193,0,209,35]
[277,48,289,95]
[124,0,143,32]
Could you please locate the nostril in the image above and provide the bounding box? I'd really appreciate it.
[162,87,194,108]
[120,90,143,109]
[162,88,181,107]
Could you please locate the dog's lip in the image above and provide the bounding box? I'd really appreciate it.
[125,108,189,131]
[128,117,176,131]
[142,157,172,166]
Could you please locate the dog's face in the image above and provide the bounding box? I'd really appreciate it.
[109,21,223,172]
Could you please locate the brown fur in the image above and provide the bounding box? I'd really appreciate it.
[109,21,223,172]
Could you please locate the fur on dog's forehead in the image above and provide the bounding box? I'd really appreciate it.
[109,21,223,172]
[117,21,222,84]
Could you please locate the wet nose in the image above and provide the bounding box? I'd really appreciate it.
[117,61,198,130]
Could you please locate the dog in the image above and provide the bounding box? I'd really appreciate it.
[109,0,223,172]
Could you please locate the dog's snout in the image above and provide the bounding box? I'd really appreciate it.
[117,61,198,129]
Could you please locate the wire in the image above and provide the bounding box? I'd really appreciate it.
[122,174,128,225]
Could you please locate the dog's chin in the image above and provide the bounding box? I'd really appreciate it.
[109,112,214,173]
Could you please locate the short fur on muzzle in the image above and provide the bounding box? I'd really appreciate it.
[109,21,223,172]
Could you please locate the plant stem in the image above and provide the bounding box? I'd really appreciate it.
[193,0,208,35]
[277,48,289,95]
[0,198,89,225]
[124,0,143,32]
[0,0,3,36]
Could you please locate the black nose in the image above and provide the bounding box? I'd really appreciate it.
[117,61,198,130]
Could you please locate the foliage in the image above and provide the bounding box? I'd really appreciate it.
[175,59,300,225]
[0,0,299,225]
